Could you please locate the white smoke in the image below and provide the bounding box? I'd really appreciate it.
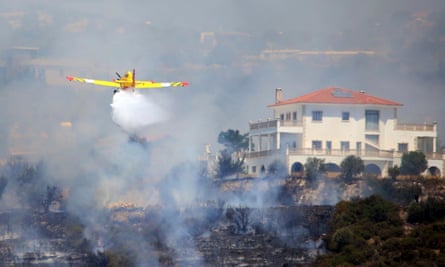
[110,90,171,134]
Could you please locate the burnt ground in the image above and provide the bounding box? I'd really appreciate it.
[1,175,436,266]
[192,206,333,267]
[0,205,333,266]
[157,205,333,266]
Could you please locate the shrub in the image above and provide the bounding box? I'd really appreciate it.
[268,160,288,178]
[407,197,445,223]
[400,151,427,175]
[340,155,364,180]
[330,227,354,251]
[304,157,326,181]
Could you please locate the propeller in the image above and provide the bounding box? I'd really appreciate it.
[115,72,121,80]
[132,68,136,88]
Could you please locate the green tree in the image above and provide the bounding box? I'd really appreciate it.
[304,157,326,181]
[217,129,248,153]
[330,226,354,251]
[268,160,287,178]
[388,165,400,181]
[216,150,244,178]
[400,151,427,175]
[340,155,364,180]
[216,129,248,178]
[319,195,404,266]
[407,197,445,223]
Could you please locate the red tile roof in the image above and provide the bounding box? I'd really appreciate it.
[268,87,403,107]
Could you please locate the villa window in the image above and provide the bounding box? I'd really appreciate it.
[252,166,257,173]
[280,114,284,121]
[326,141,332,153]
[341,141,350,152]
[365,134,379,145]
[312,140,322,150]
[365,110,379,131]
[356,142,362,155]
[342,112,350,121]
[398,143,408,152]
[292,112,297,121]
[417,137,434,154]
[312,111,323,121]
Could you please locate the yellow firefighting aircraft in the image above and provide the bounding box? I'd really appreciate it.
[66,68,189,93]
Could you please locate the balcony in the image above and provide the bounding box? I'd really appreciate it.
[244,150,282,158]
[395,123,436,131]
[245,148,444,161]
[249,119,277,130]
[287,148,395,159]
[249,119,303,131]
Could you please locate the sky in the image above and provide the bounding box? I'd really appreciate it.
[1,0,444,264]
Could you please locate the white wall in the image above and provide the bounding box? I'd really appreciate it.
[290,103,397,150]
[273,105,303,121]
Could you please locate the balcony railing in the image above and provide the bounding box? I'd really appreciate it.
[249,119,302,130]
[249,119,277,130]
[250,120,436,132]
[243,150,284,158]
[392,151,444,160]
[395,123,435,131]
[287,148,396,158]
[245,148,444,160]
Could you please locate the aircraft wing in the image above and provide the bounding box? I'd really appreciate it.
[134,81,189,89]
[66,76,121,88]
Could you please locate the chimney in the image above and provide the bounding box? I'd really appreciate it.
[275,88,282,103]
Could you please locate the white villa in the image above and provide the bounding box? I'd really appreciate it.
[245,87,443,177]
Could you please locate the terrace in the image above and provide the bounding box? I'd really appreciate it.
[249,119,303,131]
[244,147,444,161]
[250,118,436,133]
